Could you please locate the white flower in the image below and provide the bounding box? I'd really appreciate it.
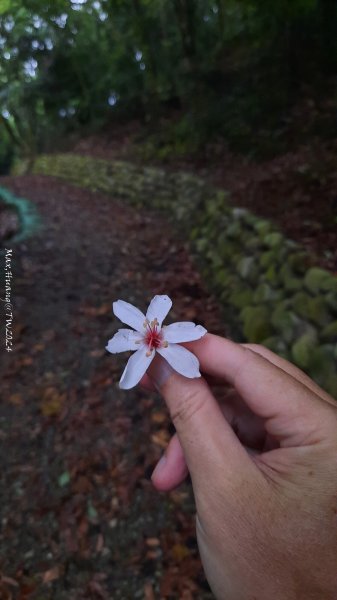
[106,294,207,389]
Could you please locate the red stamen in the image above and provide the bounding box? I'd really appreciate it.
[144,325,163,350]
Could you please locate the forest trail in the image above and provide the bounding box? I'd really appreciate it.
[0,174,226,599]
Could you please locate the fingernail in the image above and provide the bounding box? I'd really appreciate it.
[151,453,167,479]
[148,356,174,391]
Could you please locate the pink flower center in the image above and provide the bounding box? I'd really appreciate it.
[144,323,163,350]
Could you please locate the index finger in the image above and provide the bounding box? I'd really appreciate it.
[184,334,337,447]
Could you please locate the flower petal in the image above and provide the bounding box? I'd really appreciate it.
[113,300,146,332]
[106,329,143,354]
[157,343,201,378]
[146,295,172,327]
[163,322,207,343]
[119,345,155,389]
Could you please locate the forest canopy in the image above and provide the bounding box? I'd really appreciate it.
[1,0,337,169]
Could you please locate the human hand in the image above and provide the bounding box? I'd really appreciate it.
[145,334,337,600]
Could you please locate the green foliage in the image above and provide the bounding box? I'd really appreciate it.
[1,0,337,165]
[0,0,10,15]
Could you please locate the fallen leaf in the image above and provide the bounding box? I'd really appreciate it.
[21,357,33,367]
[8,393,23,406]
[89,349,105,358]
[150,411,167,424]
[151,430,169,449]
[42,329,55,342]
[42,566,60,584]
[80,303,111,316]
[0,576,18,587]
[172,543,190,561]
[40,387,65,417]
[146,537,160,547]
[31,343,45,354]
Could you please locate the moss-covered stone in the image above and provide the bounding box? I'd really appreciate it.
[261,336,287,353]
[229,288,254,309]
[195,238,209,253]
[254,219,272,237]
[244,211,259,229]
[304,267,331,293]
[321,321,337,342]
[189,227,200,241]
[321,276,337,294]
[253,283,279,303]
[284,277,302,292]
[306,297,330,326]
[287,251,309,274]
[240,306,273,342]
[326,374,337,400]
[243,236,260,252]
[291,292,312,319]
[214,268,235,287]
[325,292,337,314]
[271,306,301,343]
[279,264,301,292]
[232,208,248,220]
[307,345,337,386]
[237,256,259,282]
[259,251,277,269]
[263,232,283,248]
[291,332,317,369]
[264,264,279,285]
[226,221,242,238]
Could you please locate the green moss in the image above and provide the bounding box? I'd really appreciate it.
[325,292,337,314]
[307,345,337,385]
[261,336,287,353]
[279,264,301,291]
[214,268,235,287]
[291,292,312,319]
[264,264,279,284]
[326,375,337,400]
[271,306,301,343]
[240,306,273,342]
[321,321,337,342]
[237,256,259,282]
[229,288,254,309]
[226,221,242,238]
[263,232,283,248]
[253,283,279,303]
[306,297,330,326]
[254,219,272,237]
[244,237,261,251]
[259,250,276,269]
[291,332,317,369]
[321,276,337,294]
[304,267,331,293]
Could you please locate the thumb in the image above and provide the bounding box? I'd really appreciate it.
[148,355,253,488]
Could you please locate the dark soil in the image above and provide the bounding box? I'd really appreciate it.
[0,204,20,246]
[0,175,226,599]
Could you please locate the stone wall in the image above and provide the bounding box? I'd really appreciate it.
[32,154,337,397]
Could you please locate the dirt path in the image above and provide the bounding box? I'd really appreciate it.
[0,175,226,599]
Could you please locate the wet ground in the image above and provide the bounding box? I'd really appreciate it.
[0,175,226,599]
